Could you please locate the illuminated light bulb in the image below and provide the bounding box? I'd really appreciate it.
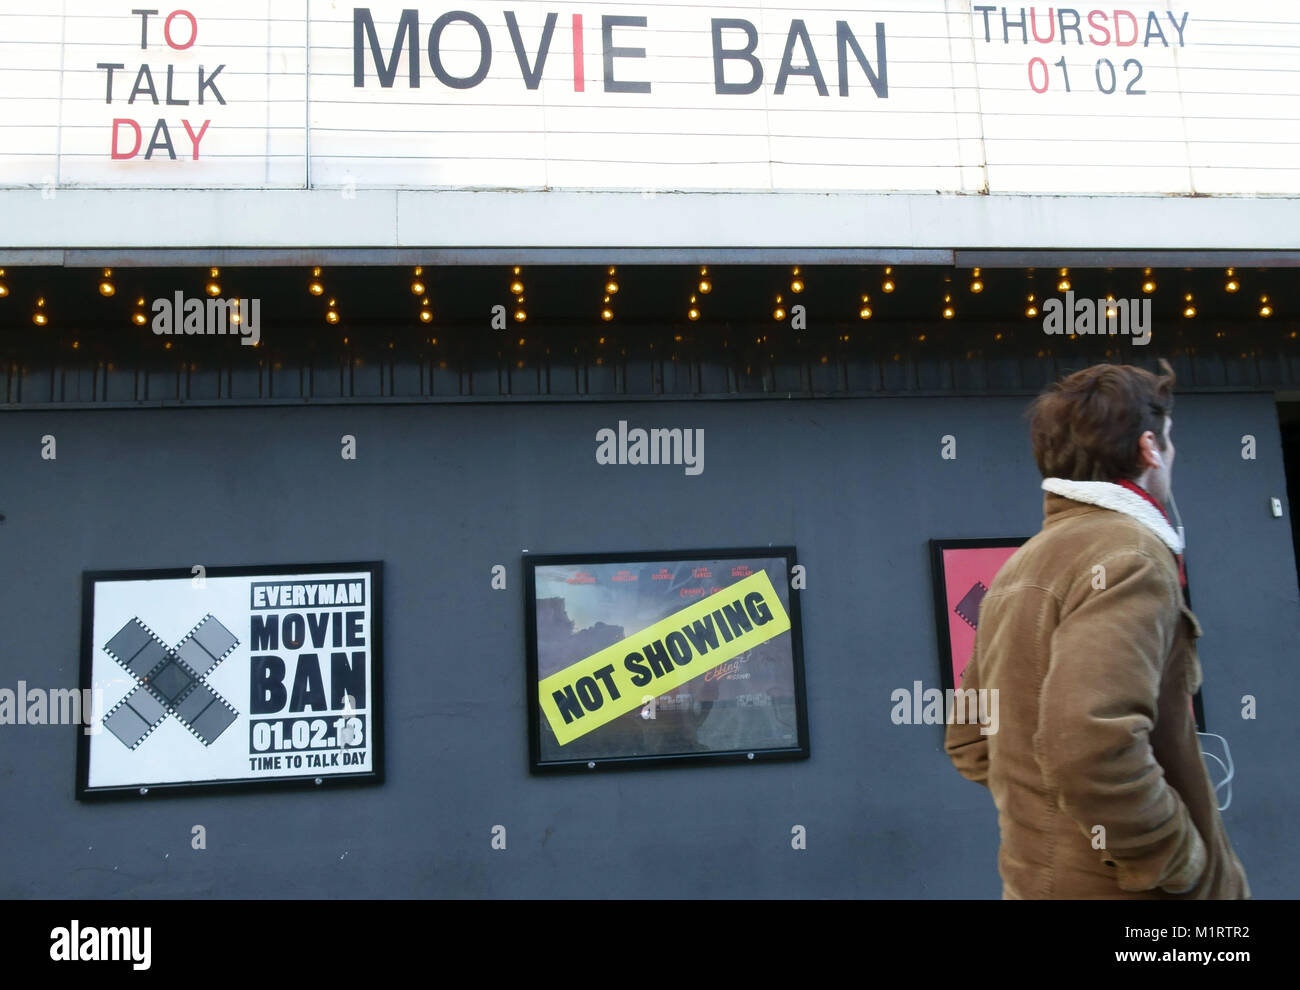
[308,280,323,295]
[514,308,527,322]
[231,310,241,325]
[326,310,340,324]
[419,309,432,323]
[601,308,614,321]
[882,278,895,293]
[410,279,425,295]
[790,278,804,293]
[206,280,221,297]
[970,268,983,293]
[698,278,712,293]
[513,266,521,275]
[605,279,619,294]
[688,307,700,321]
[773,306,786,321]
[132,311,147,326]
[99,269,115,296]
[1260,294,1272,317]
[518,337,526,346]
[859,306,872,319]
[1057,277,1071,292]
[33,312,48,326]
[0,282,8,298]
[1183,304,1196,318]
[1225,268,1239,292]
[1026,305,1038,317]
[1142,279,1156,293]
[942,307,955,319]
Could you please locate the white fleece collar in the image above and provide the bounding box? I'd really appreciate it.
[1041,478,1184,555]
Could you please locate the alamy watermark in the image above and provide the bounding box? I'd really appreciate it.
[0,682,104,734]
[595,420,704,476]
[1042,291,1151,346]
[890,680,999,735]
[151,292,261,345]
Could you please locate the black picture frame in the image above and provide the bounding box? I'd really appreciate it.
[929,538,1206,731]
[524,546,809,773]
[76,561,384,800]
[929,538,1028,694]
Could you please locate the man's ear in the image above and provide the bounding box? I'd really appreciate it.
[1138,430,1161,470]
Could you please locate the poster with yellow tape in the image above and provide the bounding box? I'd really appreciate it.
[526,548,809,771]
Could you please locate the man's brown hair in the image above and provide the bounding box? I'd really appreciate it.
[1029,359,1175,481]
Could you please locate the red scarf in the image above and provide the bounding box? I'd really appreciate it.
[1116,479,1187,590]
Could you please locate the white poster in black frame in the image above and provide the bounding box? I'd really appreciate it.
[76,561,383,799]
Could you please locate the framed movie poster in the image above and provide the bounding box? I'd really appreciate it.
[525,547,809,772]
[929,538,1206,730]
[929,538,1027,694]
[77,562,383,799]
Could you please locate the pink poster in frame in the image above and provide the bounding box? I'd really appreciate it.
[929,538,1026,693]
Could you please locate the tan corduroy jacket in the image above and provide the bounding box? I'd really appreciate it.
[945,479,1249,899]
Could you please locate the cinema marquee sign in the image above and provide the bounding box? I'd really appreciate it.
[1,1,1296,195]
[351,7,888,95]
[76,562,384,799]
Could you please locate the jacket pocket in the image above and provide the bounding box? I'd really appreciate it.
[1178,604,1204,694]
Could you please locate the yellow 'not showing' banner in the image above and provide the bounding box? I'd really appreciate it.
[538,569,790,746]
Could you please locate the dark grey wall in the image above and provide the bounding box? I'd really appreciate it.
[2,393,1296,898]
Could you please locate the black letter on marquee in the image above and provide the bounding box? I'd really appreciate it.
[198,65,226,105]
[429,11,492,90]
[602,15,651,93]
[505,11,557,89]
[775,20,828,96]
[836,21,888,97]
[131,9,158,49]
[251,656,287,714]
[97,63,125,103]
[354,7,421,88]
[143,118,176,160]
[711,18,761,95]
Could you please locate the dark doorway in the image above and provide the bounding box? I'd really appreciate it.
[1279,400,1300,596]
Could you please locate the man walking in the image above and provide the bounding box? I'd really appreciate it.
[945,361,1249,898]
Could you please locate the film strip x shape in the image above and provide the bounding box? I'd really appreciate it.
[101,615,240,749]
